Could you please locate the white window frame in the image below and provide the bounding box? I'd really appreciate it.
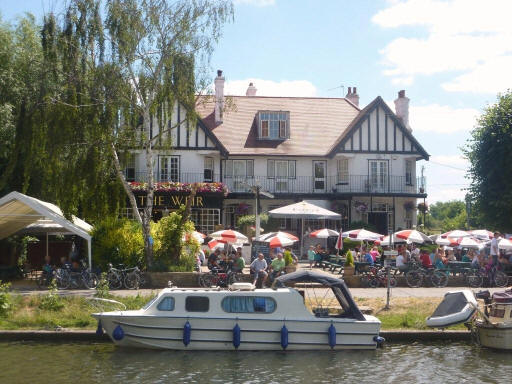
[204,157,214,182]
[159,155,180,182]
[267,160,296,179]
[337,158,349,184]
[223,159,254,178]
[258,111,289,140]
[125,155,136,182]
[405,160,413,186]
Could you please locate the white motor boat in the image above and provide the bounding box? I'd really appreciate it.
[93,271,383,350]
[427,288,512,350]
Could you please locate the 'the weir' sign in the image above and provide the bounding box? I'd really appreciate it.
[132,192,223,209]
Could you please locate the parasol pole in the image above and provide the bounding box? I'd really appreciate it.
[301,218,305,259]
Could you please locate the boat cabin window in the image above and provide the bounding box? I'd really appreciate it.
[489,306,505,318]
[221,296,276,313]
[157,297,175,311]
[185,296,209,312]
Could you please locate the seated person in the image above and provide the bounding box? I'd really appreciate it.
[42,255,54,284]
[250,253,268,287]
[207,249,221,270]
[232,252,245,273]
[269,253,286,281]
[60,256,72,269]
[471,252,481,268]
[363,250,374,266]
[498,252,510,265]
[461,250,472,263]
[419,250,432,268]
[396,250,408,273]
[370,247,380,262]
[434,251,446,270]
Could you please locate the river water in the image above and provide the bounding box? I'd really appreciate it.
[1,341,510,384]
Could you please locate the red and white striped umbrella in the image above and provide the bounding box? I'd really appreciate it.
[342,229,383,241]
[470,229,494,240]
[182,231,206,244]
[440,230,471,238]
[209,229,248,244]
[309,228,340,239]
[335,231,343,250]
[256,231,299,248]
[394,229,432,244]
[207,239,244,250]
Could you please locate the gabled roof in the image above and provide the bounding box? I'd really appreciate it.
[326,96,429,160]
[196,96,361,156]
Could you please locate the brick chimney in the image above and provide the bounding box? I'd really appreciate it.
[394,90,411,131]
[246,82,257,96]
[345,86,359,107]
[214,69,225,124]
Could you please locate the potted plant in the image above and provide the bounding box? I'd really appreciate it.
[344,250,355,276]
[284,249,297,273]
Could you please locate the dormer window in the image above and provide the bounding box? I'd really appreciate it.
[258,111,289,140]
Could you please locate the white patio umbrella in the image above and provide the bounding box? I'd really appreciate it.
[498,238,512,250]
[440,230,472,238]
[256,231,299,248]
[458,236,485,249]
[377,234,406,246]
[269,201,341,257]
[309,228,340,239]
[470,229,494,240]
[182,230,206,244]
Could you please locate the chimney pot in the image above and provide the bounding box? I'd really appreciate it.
[345,86,359,107]
[394,90,411,131]
[246,82,257,97]
[214,70,225,124]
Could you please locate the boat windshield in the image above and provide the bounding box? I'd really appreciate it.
[302,286,348,318]
[142,295,160,311]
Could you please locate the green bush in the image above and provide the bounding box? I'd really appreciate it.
[92,217,145,270]
[345,250,354,267]
[38,280,64,311]
[95,273,110,298]
[151,209,200,272]
[0,281,12,316]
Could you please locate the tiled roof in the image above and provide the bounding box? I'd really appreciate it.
[196,96,360,156]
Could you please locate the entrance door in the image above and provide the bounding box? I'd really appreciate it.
[369,160,388,192]
[368,212,388,235]
[313,161,326,193]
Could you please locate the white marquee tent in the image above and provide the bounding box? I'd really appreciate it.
[0,191,93,268]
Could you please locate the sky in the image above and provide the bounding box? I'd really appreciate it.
[2,0,511,204]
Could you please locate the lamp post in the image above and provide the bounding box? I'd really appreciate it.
[243,183,274,239]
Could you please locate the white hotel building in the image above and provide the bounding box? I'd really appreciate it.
[126,70,429,236]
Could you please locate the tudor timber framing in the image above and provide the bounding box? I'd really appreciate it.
[327,96,429,160]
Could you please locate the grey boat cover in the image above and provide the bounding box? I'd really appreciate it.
[274,270,365,321]
[428,291,476,326]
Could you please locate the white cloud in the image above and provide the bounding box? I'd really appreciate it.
[224,78,317,97]
[373,0,512,93]
[385,101,480,133]
[234,0,275,6]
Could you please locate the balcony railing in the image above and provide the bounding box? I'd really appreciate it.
[125,171,426,195]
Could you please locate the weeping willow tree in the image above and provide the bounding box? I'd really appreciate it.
[41,0,232,268]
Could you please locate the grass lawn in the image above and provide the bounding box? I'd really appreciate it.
[0,293,157,330]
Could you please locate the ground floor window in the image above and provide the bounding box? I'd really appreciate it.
[405,209,413,229]
[190,208,220,234]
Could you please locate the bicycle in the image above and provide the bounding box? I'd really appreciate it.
[469,264,508,288]
[199,267,240,288]
[56,261,98,289]
[366,266,397,288]
[107,264,145,290]
[405,262,448,288]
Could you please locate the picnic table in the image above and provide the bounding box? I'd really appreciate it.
[354,261,371,275]
[447,261,473,275]
[317,255,345,274]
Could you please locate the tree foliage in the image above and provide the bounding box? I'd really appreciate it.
[420,200,468,232]
[464,91,512,232]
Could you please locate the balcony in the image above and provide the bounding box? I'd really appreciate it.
[126,171,427,196]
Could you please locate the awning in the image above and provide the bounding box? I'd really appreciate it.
[0,191,93,268]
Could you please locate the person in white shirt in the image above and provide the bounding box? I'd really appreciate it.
[490,232,500,265]
[396,249,408,273]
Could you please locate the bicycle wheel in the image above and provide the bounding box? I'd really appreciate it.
[107,271,123,290]
[466,271,483,288]
[199,273,214,288]
[368,276,379,288]
[431,270,448,287]
[124,272,140,289]
[494,271,508,288]
[56,272,70,290]
[83,272,99,289]
[405,270,423,288]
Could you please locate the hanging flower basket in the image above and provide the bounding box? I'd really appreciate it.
[236,203,250,214]
[417,202,428,213]
[403,201,415,211]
